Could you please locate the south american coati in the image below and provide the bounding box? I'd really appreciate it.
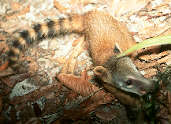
[0,11,153,97]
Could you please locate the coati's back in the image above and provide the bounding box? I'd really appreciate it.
[84,11,136,65]
[0,11,153,96]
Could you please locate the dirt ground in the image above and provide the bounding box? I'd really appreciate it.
[0,0,171,124]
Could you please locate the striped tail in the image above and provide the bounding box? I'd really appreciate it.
[0,14,84,71]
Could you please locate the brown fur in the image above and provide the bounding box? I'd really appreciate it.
[83,11,136,65]
[0,11,134,70]
[0,11,153,98]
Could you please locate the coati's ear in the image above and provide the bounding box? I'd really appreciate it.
[113,43,122,54]
[93,66,112,83]
[93,66,108,78]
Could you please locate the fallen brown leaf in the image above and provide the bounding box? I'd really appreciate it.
[10,82,61,105]
[72,36,84,47]
[54,0,68,13]
[168,91,171,114]
[10,1,22,11]
[57,70,116,119]
[0,62,9,72]
[62,36,85,73]
[144,68,157,78]
[0,96,2,113]
[0,73,30,88]
[6,5,30,20]
[95,105,118,121]
[57,70,114,103]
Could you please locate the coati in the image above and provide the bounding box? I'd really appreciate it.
[0,11,153,96]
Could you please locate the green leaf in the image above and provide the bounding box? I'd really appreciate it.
[117,35,171,58]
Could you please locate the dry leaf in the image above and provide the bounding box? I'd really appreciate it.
[57,70,114,103]
[62,36,85,73]
[109,0,150,17]
[6,5,30,20]
[168,91,171,114]
[10,1,22,11]
[0,96,2,113]
[54,0,68,13]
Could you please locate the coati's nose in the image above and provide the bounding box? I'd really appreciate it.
[138,85,150,95]
[126,76,154,96]
[140,78,154,93]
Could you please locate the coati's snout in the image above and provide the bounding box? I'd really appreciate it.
[93,56,154,96]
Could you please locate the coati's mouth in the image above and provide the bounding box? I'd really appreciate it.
[102,82,145,97]
[124,75,154,96]
[101,75,154,96]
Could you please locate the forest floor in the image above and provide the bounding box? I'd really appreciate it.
[0,0,171,124]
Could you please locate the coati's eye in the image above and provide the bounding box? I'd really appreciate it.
[125,79,132,85]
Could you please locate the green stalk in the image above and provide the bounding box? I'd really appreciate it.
[117,35,171,58]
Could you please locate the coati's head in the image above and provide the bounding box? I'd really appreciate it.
[93,56,154,96]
